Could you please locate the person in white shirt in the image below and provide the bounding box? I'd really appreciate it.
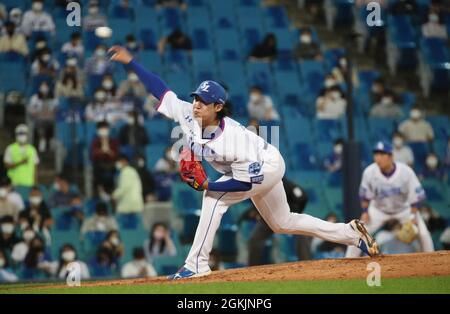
[61,32,84,60]
[83,1,108,32]
[398,108,434,143]
[44,244,90,280]
[316,86,347,119]
[247,86,280,121]
[21,0,55,37]
[392,132,414,167]
[422,12,448,39]
[143,222,177,261]
[121,247,157,278]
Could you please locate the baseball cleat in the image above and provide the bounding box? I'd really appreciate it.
[350,219,379,257]
[167,267,212,280]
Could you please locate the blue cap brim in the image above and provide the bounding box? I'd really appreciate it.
[190,91,224,104]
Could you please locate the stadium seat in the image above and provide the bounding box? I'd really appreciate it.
[218,224,239,258]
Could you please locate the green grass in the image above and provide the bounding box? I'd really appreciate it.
[1,276,450,294]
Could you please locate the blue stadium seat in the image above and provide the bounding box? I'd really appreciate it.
[241,27,262,55]
[186,7,211,29]
[210,1,236,21]
[139,28,158,50]
[158,7,185,30]
[171,182,202,214]
[246,62,275,93]
[145,143,167,169]
[145,118,170,143]
[291,143,318,170]
[427,115,449,140]
[215,29,242,61]
[298,60,325,97]
[368,117,396,141]
[152,256,183,276]
[284,115,313,145]
[218,61,248,95]
[218,224,238,257]
[163,67,193,97]
[138,50,163,73]
[314,119,343,142]
[408,141,430,170]
[263,5,290,29]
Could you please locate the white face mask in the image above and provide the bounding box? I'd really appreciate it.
[32,2,43,12]
[330,91,341,99]
[102,80,113,90]
[97,128,109,137]
[30,196,42,206]
[127,117,135,125]
[95,49,106,57]
[381,97,392,105]
[39,84,49,94]
[339,59,347,67]
[127,41,137,49]
[426,156,438,169]
[95,91,106,102]
[0,258,5,268]
[153,230,165,240]
[115,162,123,171]
[0,188,8,198]
[393,137,403,148]
[137,159,145,168]
[250,93,261,102]
[17,134,28,144]
[429,14,439,23]
[66,58,77,67]
[20,222,29,230]
[89,6,99,15]
[35,41,46,50]
[128,73,138,82]
[23,230,35,242]
[41,54,51,63]
[300,35,312,44]
[325,79,336,88]
[1,223,15,234]
[410,109,421,120]
[334,144,343,155]
[110,237,120,246]
[62,250,76,262]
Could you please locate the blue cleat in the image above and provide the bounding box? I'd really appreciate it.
[350,219,379,257]
[167,267,212,280]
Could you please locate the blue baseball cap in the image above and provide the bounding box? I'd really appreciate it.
[373,141,393,154]
[190,80,227,105]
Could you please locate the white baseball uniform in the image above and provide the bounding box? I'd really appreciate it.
[158,91,361,274]
[345,162,434,257]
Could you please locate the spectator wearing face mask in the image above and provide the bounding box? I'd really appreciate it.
[0,176,25,212]
[85,44,113,76]
[418,204,446,234]
[0,180,20,222]
[293,28,321,60]
[154,146,178,174]
[422,11,448,39]
[83,1,108,32]
[31,48,59,77]
[21,0,55,37]
[0,21,29,56]
[11,226,38,264]
[55,58,85,99]
[22,236,52,279]
[331,56,359,87]
[117,71,147,99]
[144,222,176,261]
[118,110,149,158]
[24,186,52,231]
[398,108,434,143]
[133,154,156,203]
[420,153,446,181]
[247,86,279,121]
[0,249,18,283]
[112,154,144,215]
[3,124,40,187]
[316,86,347,120]
[28,81,59,153]
[124,34,142,55]
[370,91,403,118]
[370,78,386,104]
[85,88,120,123]
[0,216,20,256]
[392,132,414,167]
[121,247,157,278]
[48,173,79,208]
[101,230,124,267]
[91,121,119,193]
[157,28,192,55]
[61,32,84,60]
[48,244,90,280]
[8,8,23,34]
[81,202,118,235]
[324,139,344,173]
[100,73,117,100]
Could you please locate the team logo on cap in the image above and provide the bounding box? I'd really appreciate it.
[200,81,210,92]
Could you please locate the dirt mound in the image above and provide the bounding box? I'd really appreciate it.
[82,251,450,287]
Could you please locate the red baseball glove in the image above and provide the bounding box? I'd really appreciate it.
[179,148,207,191]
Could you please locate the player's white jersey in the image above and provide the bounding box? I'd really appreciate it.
[157,91,279,184]
[359,162,426,214]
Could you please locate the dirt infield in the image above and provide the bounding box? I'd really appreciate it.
[66,251,450,288]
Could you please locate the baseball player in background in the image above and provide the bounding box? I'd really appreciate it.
[108,46,379,280]
[346,141,434,257]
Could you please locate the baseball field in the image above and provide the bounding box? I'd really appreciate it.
[1,251,449,294]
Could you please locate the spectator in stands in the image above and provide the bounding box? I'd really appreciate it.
[11,226,37,264]
[311,213,346,258]
[24,186,52,231]
[1,177,25,212]
[418,204,446,233]
[420,153,446,181]
[249,33,277,63]
[154,146,177,174]
[392,132,414,167]
[49,244,90,280]
[133,154,156,203]
[85,88,121,123]
[8,8,23,33]
[156,0,187,10]
[85,44,113,76]
[125,34,142,55]
[158,28,192,55]
[375,219,419,254]
[370,90,403,118]
[324,139,343,173]
[315,86,347,119]
[22,236,52,279]
[61,32,84,60]
[331,56,359,87]
[118,110,149,158]
[3,124,40,187]
[121,247,157,278]
[21,0,55,37]
[390,0,418,16]
[293,27,321,60]
[247,86,280,121]
[112,154,144,215]
[83,0,108,32]
[398,108,434,143]
[48,173,79,208]
[144,222,177,261]
[0,21,29,56]
[81,202,118,235]
[28,81,58,153]
[370,78,387,104]
[0,249,18,282]
[0,180,20,222]
[55,58,85,99]
[0,216,19,254]
[31,48,59,78]
[100,73,117,100]
[247,119,260,135]
[421,10,448,39]
[91,121,119,193]
[117,71,147,99]
[100,230,124,268]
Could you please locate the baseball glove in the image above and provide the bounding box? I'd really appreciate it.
[179,148,207,191]
[396,220,419,244]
